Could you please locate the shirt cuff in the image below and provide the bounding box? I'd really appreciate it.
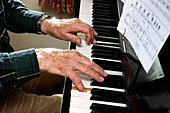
[10,48,40,88]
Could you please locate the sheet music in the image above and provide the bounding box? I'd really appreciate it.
[117,0,170,73]
[121,0,126,3]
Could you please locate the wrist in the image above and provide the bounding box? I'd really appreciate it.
[35,49,46,72]
[37,14,51,35]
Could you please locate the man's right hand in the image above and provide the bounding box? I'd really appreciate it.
[35,48,107,92]
[41,18,97,45]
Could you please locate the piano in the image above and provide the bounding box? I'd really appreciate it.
[60,0,170,113]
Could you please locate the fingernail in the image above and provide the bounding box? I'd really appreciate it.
[104,72,107,77]
[83,89,87,92]
[100,77,104,82]
[93,39,97,44]
[76,39,80,44]
[95,32,98,36]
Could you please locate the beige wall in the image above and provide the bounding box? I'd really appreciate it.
[9,0,73,51]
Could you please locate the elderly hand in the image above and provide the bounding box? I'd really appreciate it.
[41,17,97,45]
[36,48,107,92]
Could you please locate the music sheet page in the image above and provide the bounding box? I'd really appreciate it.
[117,0,170,73]
[120,0,126,3]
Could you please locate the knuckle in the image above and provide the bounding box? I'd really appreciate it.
[84,27,90,33]
[70,53,75,58]
[84,65,91,73]
[71,18,79,25]
[59,31,65,36]
[73,18,80,22]
[88,61,94,67]
[69,52,77,57]
[72,36,78,42]
[71,50,79,54]
[73,76,81,83]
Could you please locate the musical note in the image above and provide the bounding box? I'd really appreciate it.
[149,0,170,21]
[117,0,170,73]
[124,13,158,60]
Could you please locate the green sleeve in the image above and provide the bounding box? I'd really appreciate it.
[3,0,45,33]
[0,48,40,93]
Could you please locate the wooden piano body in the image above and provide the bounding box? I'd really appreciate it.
[60,0,170,113]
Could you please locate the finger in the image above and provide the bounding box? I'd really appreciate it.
[88,61,107,77]
[81,60,107,78]
[70,52,107,82]
[92,28,98,36]
[72,23,93,45]
[91,38,97,44]
[71,54,106,81]
[85,28,98,45]
[74,62,105,82]
[92,28,97,44]
[85,28,93,45]
[65,33,82,45]
[68,70,85,92]
[89,28,95,44]
[76,52,107,77]
[89,28,97,44]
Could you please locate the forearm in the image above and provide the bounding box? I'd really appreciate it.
[0,48,40,93]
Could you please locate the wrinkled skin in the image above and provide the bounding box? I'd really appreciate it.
[41,17,97,45]
[36,18,107,92]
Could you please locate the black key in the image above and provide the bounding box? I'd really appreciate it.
[93,74,124,83]
[93,2,117,7]
[91,45,122,59]
[92,19,118,27]
[96,31,119,38]
[94,28,120,37]
[91,44,120,52]
[92,59,123,71]
[96,32,118,38]
[93,10,118,19]
[94,26,119,34]
[97,32,117,38]
[93,4,117,11]
[92,17,118,23]
[91,75,125,89]
[90,88,126,103]
[91,51,121,60]
[91,49,122,59]
[93,0,117,5]
[92,12,117,19]
[90,103,128,113]
[92,14,118,21]
[93,6,116,13]
[92,45,121,55]
[92,74,125,85]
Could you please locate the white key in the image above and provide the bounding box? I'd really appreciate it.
[69,0,126,112]
[79,0,93,26]
[69,90,127,113]
[72,73,125,92]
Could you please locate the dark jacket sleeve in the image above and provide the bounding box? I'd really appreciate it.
[3,0,45,33]
[0,48,40,93]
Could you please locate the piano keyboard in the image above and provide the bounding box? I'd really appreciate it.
[61,0,129,113]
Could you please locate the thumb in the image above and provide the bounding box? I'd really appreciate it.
[65,33,82,45]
